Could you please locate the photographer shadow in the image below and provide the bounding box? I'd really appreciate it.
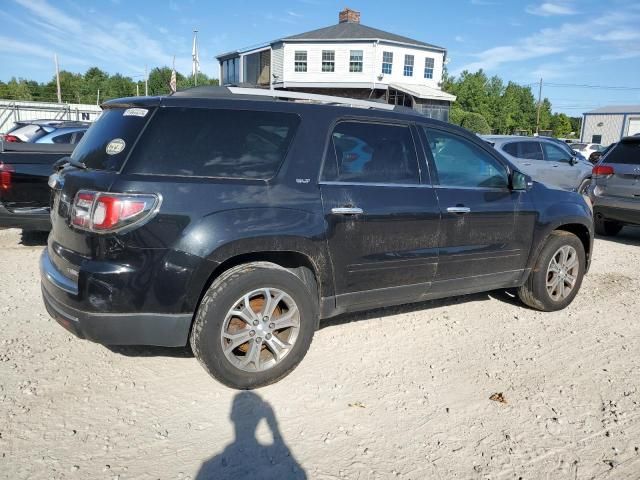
[195,391,307,480]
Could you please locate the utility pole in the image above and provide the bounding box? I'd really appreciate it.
[54,54,62,103]
[144,65,149,96]
[192,30,199,86]
[96,89,100,105]
[535,77,543,135]
[136,83,139,97]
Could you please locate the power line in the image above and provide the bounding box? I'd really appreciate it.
[543,82,640,91]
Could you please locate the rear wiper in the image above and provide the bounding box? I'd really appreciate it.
[69,158,87,170]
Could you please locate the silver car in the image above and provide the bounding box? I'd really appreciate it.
[483,135,593,193]
[588,136,640,236]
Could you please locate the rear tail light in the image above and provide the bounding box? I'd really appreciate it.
[1,134,21,143]
[0,162,14,191]
[592,165,614,176]
[71,190,160,233]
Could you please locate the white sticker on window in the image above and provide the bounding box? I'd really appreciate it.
[106,138,126,155]
[123,108,148,117]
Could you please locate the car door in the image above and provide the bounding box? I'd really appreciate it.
[542,141,580,190]
[319,119,441,310]
[420,127,532,293]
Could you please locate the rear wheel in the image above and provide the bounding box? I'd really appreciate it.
[518,231,585,311]
[190,262,317,389]
[595,216,623,236]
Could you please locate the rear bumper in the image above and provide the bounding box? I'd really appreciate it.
[589,188,640,225]
[40,249,192,347]
[0,203,50,231]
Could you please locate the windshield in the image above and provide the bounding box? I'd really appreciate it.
[71,108,153,171]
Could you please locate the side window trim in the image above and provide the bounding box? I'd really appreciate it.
[318,117,423,186]
[421,125,511,190]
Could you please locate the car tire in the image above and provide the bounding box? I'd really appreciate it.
[594,216,623,236]
[190,262,317,389]
[518,231,585,312]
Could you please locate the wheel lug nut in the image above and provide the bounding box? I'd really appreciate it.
[266,333,272,340]
[269,323,275,329]
[253,320,259,326]
[263,316,269,322]
[249,330,255,337]
[256,337,262,343]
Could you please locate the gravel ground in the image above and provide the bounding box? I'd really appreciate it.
[1,227,639,479]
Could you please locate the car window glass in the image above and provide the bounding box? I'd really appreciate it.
[543,142,571,162]
[603,142,640,165]
[125,108,300,179]
[52,132,73,144]
[503,141,543,160]
[321,121,419,184]
[423,128,508,188]
[72,131,85,143]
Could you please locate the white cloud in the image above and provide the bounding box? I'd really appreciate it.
[526,2,577,16]
[470,0,498,5]
[453,10,640,76]
[455,35,465,42]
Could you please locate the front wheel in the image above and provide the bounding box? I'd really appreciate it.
[190,262,317,389]
[518,231,585,311]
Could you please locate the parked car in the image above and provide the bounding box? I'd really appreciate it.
[588,136,640,236]
[42,87,594,389]
[0,141,74,231]
[570,142,603,160]
[483,135,593,193]
[1,120,89,144]
[540,136,588,162]
[588,143,615,164]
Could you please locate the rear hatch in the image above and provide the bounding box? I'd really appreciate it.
[594,138,640,200]
[49,102,157,264]
[0,142,73,210]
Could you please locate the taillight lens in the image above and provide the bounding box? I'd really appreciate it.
[71,190,159,233]
[593,165,614,176]
[0,162,14,191]
[2,134,21,143]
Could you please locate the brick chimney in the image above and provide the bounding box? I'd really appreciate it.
[339,8,360,24]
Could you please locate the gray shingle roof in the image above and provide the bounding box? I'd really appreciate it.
[282,22,445,51]
[586,105,640,114]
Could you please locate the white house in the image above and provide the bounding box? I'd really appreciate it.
[581,105,640,146]
[216,8,456,121]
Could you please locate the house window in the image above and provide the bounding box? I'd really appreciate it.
[404,55,414,77]
[424,57,434,79]
[322,50,335,72]
[294,51,307,72]
[349,50,363,72]
[381,51,393,75]
[221,57,240,85]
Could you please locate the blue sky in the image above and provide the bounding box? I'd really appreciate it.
[1,0,639,115]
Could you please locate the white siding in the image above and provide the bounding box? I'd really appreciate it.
[272,43,284,83]
[624,116,640,136]
[582,114,624,146]
[281,41,445,89]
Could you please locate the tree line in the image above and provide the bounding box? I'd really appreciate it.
[0,67,219,105]
[442,69,580,137]
[0,66,579,136]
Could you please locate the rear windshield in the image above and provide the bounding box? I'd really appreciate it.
[71,108,152,171]
[124,107,300,179]
[603,142,640,165]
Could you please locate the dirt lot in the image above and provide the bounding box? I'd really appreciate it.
[1,227,639,480]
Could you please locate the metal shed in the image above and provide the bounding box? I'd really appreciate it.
[581,105,640,146]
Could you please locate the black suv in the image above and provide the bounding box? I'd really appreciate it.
[41,87,594,389]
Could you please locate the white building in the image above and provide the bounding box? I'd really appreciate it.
[581,105,640,146]
[216,8,455,121]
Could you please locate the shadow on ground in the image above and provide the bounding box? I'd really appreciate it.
[595,225,640,247]
[106,345,194,358]
[195,392,307,480]
[20,230,49,246]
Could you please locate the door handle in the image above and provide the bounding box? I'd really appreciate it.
[552,164,559,167]
[447,206,471,214]
[522,162,532,166]
[331,207,364,215]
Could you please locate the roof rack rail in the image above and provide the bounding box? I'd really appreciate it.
[227,87,396,111]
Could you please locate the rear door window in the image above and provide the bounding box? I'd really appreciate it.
[71,108,153,171]
[603,142,640,164]
[543,142,571,162]
[321,121,419,184]
[125,108,300,179]
[502,141,543,160]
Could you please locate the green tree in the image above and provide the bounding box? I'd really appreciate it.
[550,113,573,137]
[460,112,491,134]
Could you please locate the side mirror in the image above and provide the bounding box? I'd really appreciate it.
[511,170,532,191]
[568,157,578,166]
